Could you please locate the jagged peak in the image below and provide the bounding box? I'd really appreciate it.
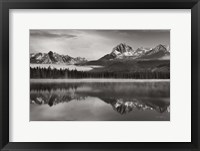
[155,44,167,49]
[48,51,54,56]
[114,43,132,48]
[30,51,87,64]
[118,42,127,46]
[111,43,133,54]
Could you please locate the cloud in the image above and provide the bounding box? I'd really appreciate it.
[30,30,170,60]
[30,30,77,39]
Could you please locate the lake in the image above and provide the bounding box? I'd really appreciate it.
[30,79,170,121]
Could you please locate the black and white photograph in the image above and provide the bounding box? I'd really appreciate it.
[30,30,170,121]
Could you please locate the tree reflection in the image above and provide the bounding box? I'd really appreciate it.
[30,82,170,114]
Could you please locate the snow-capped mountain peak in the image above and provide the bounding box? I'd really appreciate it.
[99,43,170,61]
[111,43,134,57]
[30,51,87,65]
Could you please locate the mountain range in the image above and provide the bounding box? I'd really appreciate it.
[30,43,170,65]
[30,51,87,65]
[99,43,170,61]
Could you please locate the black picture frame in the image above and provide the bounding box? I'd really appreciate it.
[0,0,200,150]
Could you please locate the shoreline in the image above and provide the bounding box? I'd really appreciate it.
[30,78,170,83]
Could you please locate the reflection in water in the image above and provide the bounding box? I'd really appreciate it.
[30,81,170,121]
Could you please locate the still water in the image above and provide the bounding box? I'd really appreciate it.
[30,79,170,121]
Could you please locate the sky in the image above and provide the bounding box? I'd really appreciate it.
[30,30,170,60]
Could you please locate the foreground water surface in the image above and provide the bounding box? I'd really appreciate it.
[30,79,170,121]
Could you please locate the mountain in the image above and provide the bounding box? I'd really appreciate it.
[30,43,170,65]
[137,44,170,60]
[30,51,87,65]
[111,43,134,57]
[83,43,170,73]
[99,43,170,61]
[133,47,152,57]
[99,43,135,60]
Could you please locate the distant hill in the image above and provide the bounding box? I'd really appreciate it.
[87,59,170,73]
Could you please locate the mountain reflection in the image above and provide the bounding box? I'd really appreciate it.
[30,82,170,115]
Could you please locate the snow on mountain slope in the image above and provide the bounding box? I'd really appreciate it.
[30,51,87,65]
[99,43,170,61]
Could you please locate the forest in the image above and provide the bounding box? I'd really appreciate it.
[30,67,170,79]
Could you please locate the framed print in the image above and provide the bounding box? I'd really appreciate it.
[0,0,200,151]
[29,29,170,121]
